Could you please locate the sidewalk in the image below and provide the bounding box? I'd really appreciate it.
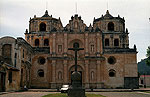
[0,90,26,95]
[0,91,15,95]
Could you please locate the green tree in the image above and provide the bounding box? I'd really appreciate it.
[146,46,150,66]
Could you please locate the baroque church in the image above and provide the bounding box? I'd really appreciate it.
[0,10,138,91]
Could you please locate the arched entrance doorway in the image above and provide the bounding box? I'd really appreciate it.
[69,65,84,85]
[0,66,6,92]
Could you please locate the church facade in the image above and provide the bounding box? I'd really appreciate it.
[0,10,138,91]
[25,10,138,89]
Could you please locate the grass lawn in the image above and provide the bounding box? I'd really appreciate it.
[42,93,106,97]
[145,91,150,93]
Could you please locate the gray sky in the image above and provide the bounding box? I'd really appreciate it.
[0,0,150,62]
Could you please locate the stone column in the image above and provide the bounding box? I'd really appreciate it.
[63,60,68,83]
[18,47,22,69]
[51,60,56,88]
[52,33,56,56]
[101,61,104,82]
[99,33,103,54]
[64,33,68,56]
[97,60,101,88]
[110,35,113,47]
[41,36,44,47]
[85,33,89,56]
[49,35,53,54]
[96,33,100,56]
[85,60,89,88]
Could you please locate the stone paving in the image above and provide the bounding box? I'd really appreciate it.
[89,92,150,97]
[0,92,56,97]
[0,91,150,97]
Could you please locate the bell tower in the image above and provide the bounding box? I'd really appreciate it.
[93,10,129,49]
[25,10,63,47]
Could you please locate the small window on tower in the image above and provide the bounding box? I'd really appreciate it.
[108,22,114,31]
[40,22,46,31]
[27,36,30,40]
[114,39,119,46]
[44,39,49,46]
[35,39,39,46]
[105,38,109,46]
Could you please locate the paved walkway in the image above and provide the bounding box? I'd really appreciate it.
[0,92,55,97]
[90,92,150,97]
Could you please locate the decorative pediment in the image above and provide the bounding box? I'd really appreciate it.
[65,14,87,33]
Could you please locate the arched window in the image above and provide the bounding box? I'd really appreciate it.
[40,22,46,31]
[105,38,109,46]
[44,39,49,46]
[108,22,114,31]
[73,42,79,48]
[38,69,44,77]
[35,39,39,46]
[109,69,116,77]
[114,39,119,46]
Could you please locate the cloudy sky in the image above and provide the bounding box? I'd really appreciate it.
[0,0,150,62]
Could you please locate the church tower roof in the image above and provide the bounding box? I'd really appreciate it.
[42,10,50,17]
[103,10,113,18]
[93,10,125,22]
